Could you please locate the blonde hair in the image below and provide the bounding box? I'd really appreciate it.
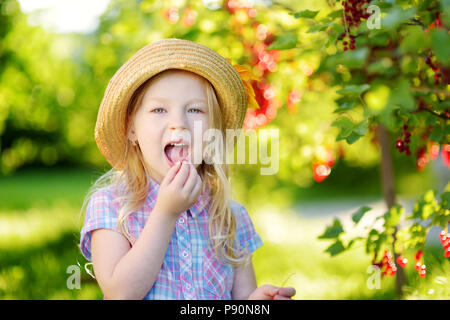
[81,69,248,267]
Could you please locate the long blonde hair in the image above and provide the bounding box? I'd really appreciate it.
[81,69,247,266]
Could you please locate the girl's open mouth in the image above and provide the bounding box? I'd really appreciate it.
[164,142,190,166]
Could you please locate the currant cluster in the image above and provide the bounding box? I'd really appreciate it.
[342,34,355,51]
[372,250,397,277]
[414,250,426,278]
[439,230,450,258]
[396,124,411,155]
[425,53,442,86]
[427,11,442,31]
[340,0,372,51]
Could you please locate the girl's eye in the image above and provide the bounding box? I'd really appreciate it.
[151,108,165,113]
[188,108,203,114]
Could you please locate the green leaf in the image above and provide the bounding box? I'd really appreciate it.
[337,84,370,96]
[443,0,450,25]
[294,10,319,19]
[411,189,439,220]
[365,229,386,254]
[441,191,450,210]
[266,33,298,50]
[319,47,369,71]
[352,206,372,224]
[347,239,356,250]
[370,1,393,9]
[430,29,450,67]
[387,78,415,111]
[330,23,345,34]
[325,240,346,256]
[332,117,355,137]
[353,119,368,136]
[327,9,343,19]
[332,117,368,145]
[346,237,364,250]
[333,100,359,113]
[399,25,429,54]
[383,205,404,228]
[307,23,329,33]
[367,31,390,46]
[430,122,444,142]
[381,7,416,30]
[318,218,344,239]
[344,131,363,144]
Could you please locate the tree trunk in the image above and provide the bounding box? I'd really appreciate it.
[376,123,407,298]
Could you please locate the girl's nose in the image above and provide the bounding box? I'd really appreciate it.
[168,109,188,131]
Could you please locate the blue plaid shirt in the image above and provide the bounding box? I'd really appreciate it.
[80,177,263,299]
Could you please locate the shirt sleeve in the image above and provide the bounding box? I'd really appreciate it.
[231,200,263,256]
[80,188,121,261]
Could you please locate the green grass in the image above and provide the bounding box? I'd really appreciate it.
[0,167,99,210]
[0,168,448,299]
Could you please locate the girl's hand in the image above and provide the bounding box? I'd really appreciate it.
[153,160,202,219]
[248,284,296,300]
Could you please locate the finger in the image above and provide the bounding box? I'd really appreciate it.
[260,284,279,297]
[273,295,291,300]
[172,160,190,187]
[182,163,198,192]
[278,287,296,297]
[161,161,182,186]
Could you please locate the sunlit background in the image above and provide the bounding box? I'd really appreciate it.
[1,0,449,299]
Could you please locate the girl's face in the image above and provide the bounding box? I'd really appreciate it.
[128,69,209,184]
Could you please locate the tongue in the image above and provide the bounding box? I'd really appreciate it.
[165,145,189,163]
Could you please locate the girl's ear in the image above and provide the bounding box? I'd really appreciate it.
[127,122,137,142]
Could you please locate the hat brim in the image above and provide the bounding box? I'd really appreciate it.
[95,38,247,170]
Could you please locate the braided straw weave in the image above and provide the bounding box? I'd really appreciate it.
[95,38,247,170]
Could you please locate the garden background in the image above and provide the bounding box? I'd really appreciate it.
[0,0,449,299]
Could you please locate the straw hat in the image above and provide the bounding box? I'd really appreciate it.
[95,38,249,170]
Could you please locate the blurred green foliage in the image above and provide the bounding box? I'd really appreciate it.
[0,0,369,178]
[0,0,441,202]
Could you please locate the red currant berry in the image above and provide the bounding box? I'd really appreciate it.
[415,250,423,261]
[445,247,450,258]
[443,239,450,249]
[415,262,421,271]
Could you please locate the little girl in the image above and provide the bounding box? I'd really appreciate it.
[79,38,295,300]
